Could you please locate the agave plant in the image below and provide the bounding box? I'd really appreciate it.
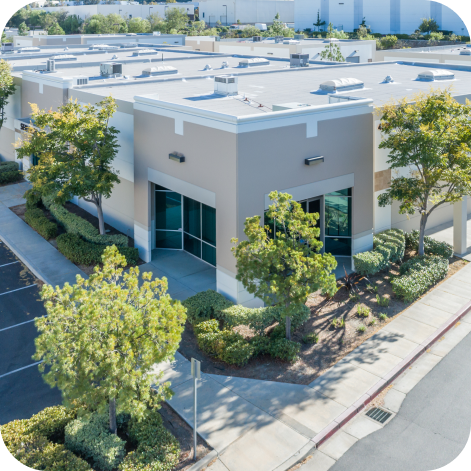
[338,266,370,295]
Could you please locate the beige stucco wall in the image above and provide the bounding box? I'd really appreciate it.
[21,81,68,117]
[133,110,237,273]
[375,49,471,65]
[185,38,216,52]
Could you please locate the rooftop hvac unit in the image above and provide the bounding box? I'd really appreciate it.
[239,57,270,67]
[46,59,55,72]
[417,69,455,81]
[290,53,309,67]
[1,43,14,53]
[214,75,238,96]
[142,66,178,77]
[274,36,284,43]
[100,62,123,77]
[253,36,262,42]
[73,76,89,86]
[319,77,364,92]
[460,49,471,55]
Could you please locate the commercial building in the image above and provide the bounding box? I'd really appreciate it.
[1,45,470,306]
[294,0,468,36]
[186,37,376,63]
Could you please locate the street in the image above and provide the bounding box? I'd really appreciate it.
[0,240,61,425]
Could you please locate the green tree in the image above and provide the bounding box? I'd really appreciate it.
[165,7,189,32]
[428,31,444,44]
[47,23,65,35]
[0,60,16,131]
[231,191,337,340]
[320,24,345,61]
[16,97,120,235]
[34,246,186,434]
[1,30,7,44]
[313,10,325,32]
[8,8,31,28]
[83,0,100,4]
[84,13,128,34]
[61,15,83,35]
[418,17,439,34]
[148,12,167,33]
[376,35,398,50]
[378,89,471,256]
[241,25,261,38]
[128,17,151,33]
[18,21,30,36]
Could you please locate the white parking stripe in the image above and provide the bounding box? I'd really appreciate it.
[0,316,45,332]
[0,261,20,268]
[0,361,43,380]
[0,284,37,297]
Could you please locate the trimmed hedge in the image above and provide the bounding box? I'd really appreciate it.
[353,229,405,276]
[65,413,126,471]
[218,303,310,335]
[0,161,22,184]
[391,255,449,302]
[24,189,42,210]
[25,207,58,240]
[43,194,128,247]
[182,289,234,324]
[0,406,91,471]
[405,230,453,259]
[57,233,139,266]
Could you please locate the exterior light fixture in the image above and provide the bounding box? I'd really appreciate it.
[305,156,324,166]
[169,152,185,163]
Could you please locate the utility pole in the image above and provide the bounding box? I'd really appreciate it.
[191,358,201,461]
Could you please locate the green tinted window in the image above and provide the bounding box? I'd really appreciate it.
[202,243,216,266]
[155,191,181,231]
[325,196,351,237]
[155,231,182,249]
[184,232,201,258]
[184,196,201,238]
[202,204,216,247]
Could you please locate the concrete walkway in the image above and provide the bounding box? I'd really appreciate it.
[156,262,471,471]
[0,182,85,287]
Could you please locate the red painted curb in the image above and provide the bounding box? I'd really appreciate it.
[311,299,471,449]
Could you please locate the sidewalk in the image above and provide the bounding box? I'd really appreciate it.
[0,183,85,287]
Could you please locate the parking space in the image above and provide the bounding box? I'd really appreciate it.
[0,241,61,425]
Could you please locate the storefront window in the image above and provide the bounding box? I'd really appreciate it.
[324,188,352,256]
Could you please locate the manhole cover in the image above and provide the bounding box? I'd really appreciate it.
[366,407,392,424]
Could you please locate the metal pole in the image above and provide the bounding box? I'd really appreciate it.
[193,375,197,461]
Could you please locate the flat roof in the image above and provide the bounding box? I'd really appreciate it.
[73,62,471,117]
[385,45,471,56]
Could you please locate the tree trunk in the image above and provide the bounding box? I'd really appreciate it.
[96,195,106,236]
[285,316,291,341]
[418,213,428,256]
[109,398,117,435]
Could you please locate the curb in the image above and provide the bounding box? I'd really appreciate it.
[311,299,471,448]
[186,450,219,471]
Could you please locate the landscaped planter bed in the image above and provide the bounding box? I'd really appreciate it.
[176,252,468,385]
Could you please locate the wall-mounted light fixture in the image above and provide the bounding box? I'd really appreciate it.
[169,152,185,163]
[305,156,324,166]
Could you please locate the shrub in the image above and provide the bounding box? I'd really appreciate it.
[24,189,42,210]
[302,332,319,344]
[220,339,255,366]
[25,207,58,240]
[391,255,448,302]
[378,313,388,321]
[182,289,234,324]
[43,195,128,247]
[0,161,19,173]
[0,161,22,184]
[331,317,345,329]
[193,319,219,336]
[369,318,376,326]
[219,303,310,334]
[357,304,370,318]
[268,338,301,362]
[56,233,139,266]
[65,413,126,471]
[269,323,286,340]
[405,230,453,259]
[251,335,271,355]
[119,409,179,471]
[357,324,366,333]
[0,406,91,471]
[376,294,390,307]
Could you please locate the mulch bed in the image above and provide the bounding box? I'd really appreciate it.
[178,252,468,385]
[10,202,145,275]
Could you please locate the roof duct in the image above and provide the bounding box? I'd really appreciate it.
[142,66,178,77]
[417,69,455,81]
[214,75,238,96]
[51,54,77,61]
[132,49,158,56]
[319,78,364,92]
[239,58,270,68]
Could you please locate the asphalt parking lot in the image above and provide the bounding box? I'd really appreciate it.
[0,240,61,425]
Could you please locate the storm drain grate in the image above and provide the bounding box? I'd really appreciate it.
[366,407,392,424]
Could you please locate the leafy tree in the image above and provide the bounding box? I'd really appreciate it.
[268,13,291,37]
[320,24,345,61]
[16,97,120,235]
[356,25,371,40]
[231,191,337,340]
[313,10,325,32]
[376,35,398,50]
[128,17,151,33]
[428,31,444,44]
[241,25,261,38]
[165,7,189,32]
[418,17,439,34]
[47,23,65,35]
[61,14,83,35]
[18,22,30,36]
[1,30,7,44]
[378,89,471,256]
[7,8,31,28]
[148,12,167,33]
[84,13,128,34]
[0,60,16,131]
[166,0,177,3]
[83,0,100,5]
[34,246,187,434]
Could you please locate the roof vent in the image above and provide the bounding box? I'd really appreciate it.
[132,49,158,56]
[142,66,178,77]
[51,54,77,61]
[214,75,238,96]
[417,69,455,81]
[100,62,123,77]
[203,64,212,70]
[73,76,89,86]
[64,47,69,51]
[46,59,56,72]
[460,49,471,55]
[383,75,394,83]
[221,61,229,69]
[239,57,270,68]
[290,53,309,67]
[319,78,364,92]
